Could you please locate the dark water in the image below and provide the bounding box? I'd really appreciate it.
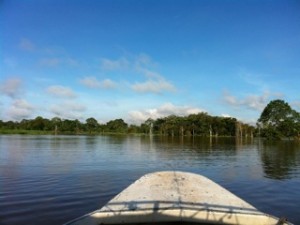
[0,135,299,225]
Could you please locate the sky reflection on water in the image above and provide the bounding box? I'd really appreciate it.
[0,135,299,225]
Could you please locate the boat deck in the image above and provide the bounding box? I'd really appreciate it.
[65,171,292,225]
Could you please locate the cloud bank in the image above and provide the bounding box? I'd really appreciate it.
[50,102,86,119]
[100,57,129,71]
[100,53,176,94]
[0,78,23,98]
[80,77,117,89]
[7,99,35,120]
[223,91,273,111]
[128,103,205,124]
[46,85,77,98]
[131,78,176,94]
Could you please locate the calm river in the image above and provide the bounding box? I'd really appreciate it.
[0,135,300,225]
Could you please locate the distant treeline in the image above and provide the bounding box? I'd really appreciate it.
[0,113,254,137]
[2,99,299,139]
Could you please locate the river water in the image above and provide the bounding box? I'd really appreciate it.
[0,135,299,225]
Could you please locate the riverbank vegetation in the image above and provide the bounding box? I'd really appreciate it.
[0,113,254,137]
[1,99,299,139]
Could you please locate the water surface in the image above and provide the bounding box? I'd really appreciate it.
[0,135,299,224]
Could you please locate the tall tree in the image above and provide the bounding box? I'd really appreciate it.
[86,117,99,134]
[31,116,46,130]
[106,119,128,133]
[258,99,300,139]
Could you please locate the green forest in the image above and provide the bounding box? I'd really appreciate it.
[1,99,299,139]
[0,111,255,137]
[0,113,252,137]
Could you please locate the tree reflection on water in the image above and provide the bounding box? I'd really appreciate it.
[258,139,300,180]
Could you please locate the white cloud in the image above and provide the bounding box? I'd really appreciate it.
[100,57,129,70]
[79,77,117,89]
[292,101,300,111]
[223,91,238,105]
[136,67,161,79]
[80,76,101,88]
[99,53,176,94]
[128,103,205,124]
[244,94,270,110]
[221,114,231,118]
[7,99,35,120]
[0,78,22,98]
[50,102,86,119]
[100,54,155,72]
[223,91,271,111]
[131,54,175,94]
[64,102,86,112]
[131,78,176,94]
[46,85,77,98]
[19,38,36,51]
[101,79,117,89]
[134,53,157,70]
[158,103,204,116]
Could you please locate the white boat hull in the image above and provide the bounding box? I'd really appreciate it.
[65,171,292,225]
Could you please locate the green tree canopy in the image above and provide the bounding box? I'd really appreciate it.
[106,119,128,133]
[258,99,300,139]
[86,117,99,133]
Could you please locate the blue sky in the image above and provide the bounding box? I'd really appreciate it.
[1,0,300,124]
